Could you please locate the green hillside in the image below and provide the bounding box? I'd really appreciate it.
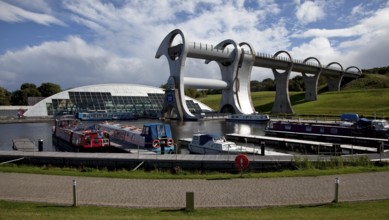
[343,73,389,90]
[198,88,389,119]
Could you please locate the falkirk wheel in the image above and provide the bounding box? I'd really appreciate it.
[155,29,361,121]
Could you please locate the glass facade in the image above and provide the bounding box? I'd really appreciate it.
[49,91,203,118]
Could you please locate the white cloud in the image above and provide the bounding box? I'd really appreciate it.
[295,1,325,24]
[351,4,365,16]
[0,36,151,90]
[0,1,64,26]
[1,0,388,91]
[290,37,340,66]
[58,0,291,84]
[294,4,389,39]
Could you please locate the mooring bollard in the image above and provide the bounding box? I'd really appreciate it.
[261,142,265,156]
[333,177,339,203]
[73,179,77,207]
[38,139,43,152]
[186,192,194,211]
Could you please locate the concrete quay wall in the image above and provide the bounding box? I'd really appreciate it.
[0,151,295,172]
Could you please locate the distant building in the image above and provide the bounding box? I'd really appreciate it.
[23,84,212,118]
[27,97,45,106]
[0,106,30,119]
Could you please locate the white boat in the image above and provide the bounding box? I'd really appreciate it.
[226,113,270,123]
[188,133,289,155]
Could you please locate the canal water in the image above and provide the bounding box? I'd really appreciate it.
[0,119,270,153]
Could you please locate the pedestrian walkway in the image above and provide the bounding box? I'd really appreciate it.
[1,172,389,208]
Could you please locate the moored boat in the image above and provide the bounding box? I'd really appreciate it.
[53,118,110,150]
[77,111,138,121]
[97,122,175,154]
[188,133,288,155]
[265,116,389,147]
[226,113,270,123]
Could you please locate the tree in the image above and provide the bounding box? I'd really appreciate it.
[289,75,304,91]
[261,78,276,91]
[20,83,38,90]
[11,90,28,105]
[11,83,41,105]
[0,87,11,105]
[20,83,41,96]
[250,80,261,92]
[38,82,62,97]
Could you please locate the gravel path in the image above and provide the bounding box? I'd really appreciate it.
[1,172,389,208]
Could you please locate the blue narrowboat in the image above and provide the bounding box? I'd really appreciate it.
[97,122,175,154]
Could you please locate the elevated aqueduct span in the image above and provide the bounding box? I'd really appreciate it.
[156,29,361,121]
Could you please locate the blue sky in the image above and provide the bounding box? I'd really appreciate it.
[1,0,388,91]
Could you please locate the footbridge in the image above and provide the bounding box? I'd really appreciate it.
[156,29,361,120]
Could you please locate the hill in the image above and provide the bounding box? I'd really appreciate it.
[199,88,389,119]
[342,73,389,90]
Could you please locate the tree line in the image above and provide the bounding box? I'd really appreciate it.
[0,75,339,106]
[1,67,386,105]
[0,83,61,105]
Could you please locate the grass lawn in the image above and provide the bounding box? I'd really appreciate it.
[1,199,389,220]
[1,161,389,219]
[2,162,389,179]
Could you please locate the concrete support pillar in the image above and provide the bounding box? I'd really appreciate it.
[271,51,294,114]
[155,29,197,121]
[327,77,343,92]
[161,85,184,121]
[207,41,255,114]
[236,42,256,114]
[326,62,344,92]
[302,57,322,101]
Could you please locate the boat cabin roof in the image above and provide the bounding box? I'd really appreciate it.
[193,134,225,145]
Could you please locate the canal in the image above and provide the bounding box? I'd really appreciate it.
[0,119,272,153]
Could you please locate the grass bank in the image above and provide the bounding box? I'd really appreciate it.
[1,155,389,179]
[198,88,389,118]
[1,199,389,220]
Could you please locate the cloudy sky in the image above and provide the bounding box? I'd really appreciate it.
[1,0,388,91]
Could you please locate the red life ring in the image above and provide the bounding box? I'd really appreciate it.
[152,139,160,148]
[167,138,174,146]
[234,154,249,169]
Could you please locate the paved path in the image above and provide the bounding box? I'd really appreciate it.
[1,172,389,208]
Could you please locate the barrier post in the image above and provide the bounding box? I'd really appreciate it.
[161,144,165,155]
[186,192,194,211]
[333,177,339,203]
[73,179,77,207]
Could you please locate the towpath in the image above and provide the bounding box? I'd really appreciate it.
[1,172,389,208]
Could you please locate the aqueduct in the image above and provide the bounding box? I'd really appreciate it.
[156,29,361,121]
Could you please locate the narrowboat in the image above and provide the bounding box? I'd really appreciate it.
[97,122,175,154]
[76,111,138,121]
[226,113,270,123]
[265,117,389,147]
[53,119,110,150]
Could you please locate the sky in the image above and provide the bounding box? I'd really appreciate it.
[0,0,388,91]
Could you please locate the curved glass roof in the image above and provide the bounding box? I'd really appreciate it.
[24,84,212,117]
